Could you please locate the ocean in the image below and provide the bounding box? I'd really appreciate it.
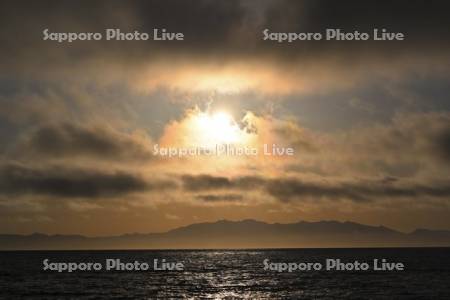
[0,248,449,299]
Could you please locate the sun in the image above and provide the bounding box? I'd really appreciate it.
[193,111,241,146]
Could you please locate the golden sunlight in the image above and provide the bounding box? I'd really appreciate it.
[193,111,241,146]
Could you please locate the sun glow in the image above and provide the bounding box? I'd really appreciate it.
[193,111,241,146]
[158,109,259,151]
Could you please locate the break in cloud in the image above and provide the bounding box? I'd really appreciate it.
[0,0,449,234]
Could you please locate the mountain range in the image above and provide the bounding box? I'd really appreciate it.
[1,219,450,250]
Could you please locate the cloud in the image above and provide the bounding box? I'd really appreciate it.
[0,163,175,199]
[196,194,243,203]
[1,0,449,94]
[14,122,153,162]
[0,0,449,234]
[167,110,450,183]
[281,112,450,179]
[181,174,450,203]
[181,175,234,191]
[432,127,450,164]
[3,108,448,206]
[265,179,450,203]
[181,174,264,191]
[165,213,180,220]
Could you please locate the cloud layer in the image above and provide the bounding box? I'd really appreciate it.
[0,0,449,234]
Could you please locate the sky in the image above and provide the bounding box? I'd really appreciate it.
[0,0,449,235]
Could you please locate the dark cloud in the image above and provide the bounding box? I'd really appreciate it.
[196,194,243,202]
[0,163,174,198]
[181,174,450,202]
[264,1,450,38]
[433,127,450,164]
[265,179,368,202]
[380,176,399,184]
[181,175,233,191]
[257,0,450,67]
[265,179,450,202]
[0,0,247,74]
[1,0,449,79]
[181,174,264,191]
[16,122,152,161]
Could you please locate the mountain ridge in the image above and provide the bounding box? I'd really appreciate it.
[1,219,449,250]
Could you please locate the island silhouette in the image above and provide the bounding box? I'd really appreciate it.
[1,219,449,250]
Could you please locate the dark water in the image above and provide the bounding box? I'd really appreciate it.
[0,248,449,299]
